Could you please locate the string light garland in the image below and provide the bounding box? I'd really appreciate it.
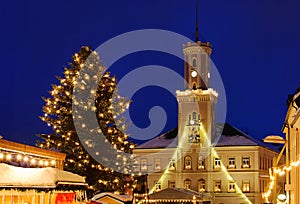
[0,150,57,167]
[262,157,300,202]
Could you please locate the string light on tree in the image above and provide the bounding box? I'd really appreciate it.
[37,46,135,194]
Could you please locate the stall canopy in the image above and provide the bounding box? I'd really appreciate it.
[147,188,212,203]
[91,192,132,204]
[0,163,85,188]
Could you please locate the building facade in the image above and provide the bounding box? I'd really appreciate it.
[283,89,300,204]
[133,36,283,204]
[134,124,282,204]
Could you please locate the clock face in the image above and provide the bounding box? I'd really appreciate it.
[191,70,198,77]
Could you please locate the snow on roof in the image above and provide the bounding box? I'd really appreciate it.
[148,188,210,200]
[136,128,178,149]
[136,123,281,152]
[0,163,85,188]
[92,192,132,202]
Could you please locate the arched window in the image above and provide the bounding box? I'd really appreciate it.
[198,156,205,169]
[169,159,175,170]
[192,83,197,90]
[198,179,206,192]
[184,156,192,170]
[192,112,197,120]
[184,179,191,189]
[192,58,197,68]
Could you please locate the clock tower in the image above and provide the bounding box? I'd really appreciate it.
[177,38,218,146]
[183,41,212,90]
[175,38,218,188]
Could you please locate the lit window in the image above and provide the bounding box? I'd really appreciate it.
[242,180,250,192]
[198,179,205,192]
[184,179,191,190]
[141,158,147,171]
[155,181,161,192]
[154,158,161,171]
[184,156,192,170]
[242,157,250,168]
[169,159,176,170]
[214,158,221,169]
[228,157,236,169]
[228,182,236,193]
[214,180,221,192]
[168,181,176,188]
[198,156,205,170]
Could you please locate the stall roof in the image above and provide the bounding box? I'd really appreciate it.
[0,163,85,188]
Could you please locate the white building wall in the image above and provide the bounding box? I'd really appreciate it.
[134,145,280,204]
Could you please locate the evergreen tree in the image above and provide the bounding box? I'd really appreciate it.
[37,46,135,194]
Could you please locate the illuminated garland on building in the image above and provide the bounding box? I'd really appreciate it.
[0,150,57,167]
[262,158,300,202]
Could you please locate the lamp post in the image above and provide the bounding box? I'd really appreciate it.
[263,135,287,204]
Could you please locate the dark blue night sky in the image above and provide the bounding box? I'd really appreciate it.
[0,0,299,145]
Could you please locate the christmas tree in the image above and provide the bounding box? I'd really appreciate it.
[37,46,135,194]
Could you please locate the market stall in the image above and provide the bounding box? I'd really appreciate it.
[0,163,87,204]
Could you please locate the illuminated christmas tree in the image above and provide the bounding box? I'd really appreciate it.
[37,46,135,194]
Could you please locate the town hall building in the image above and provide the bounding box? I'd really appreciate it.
[132,27,284,204]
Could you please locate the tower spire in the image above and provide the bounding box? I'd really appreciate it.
[195,0,199,42]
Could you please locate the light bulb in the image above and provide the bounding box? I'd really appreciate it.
[17,154,22,160]
[31,159,36,164]
[6,154,12,160]
[50,160,56,166]
[24,156,29,162]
